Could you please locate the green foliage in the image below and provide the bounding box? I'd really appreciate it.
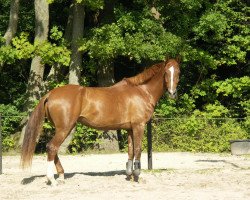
[35,41,71,66]
[38,120,103,153]
[68,123,102,153]
[50,26,63,41]
[80,23,125,60]
[213,76,250,98]
[80,8,183,63]
[84,0,104,10]
[0,45,16,65]
[156,93,196,117]
[0,31,71,66]
[193,11,228,41]
[153,75,249,153]
[12,32,35,59]
[0,0,11,36]
[0,0,249,153]
[192,0,249,66]
[116,10,182,61]
[48,0,104,10]
[180,76,250,118]
[152,116,248,152]
[0,104,24,151]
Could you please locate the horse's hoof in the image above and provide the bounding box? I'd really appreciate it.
[133,175,139,182]
[47,177,58,186]
[126,175,132,181]
[47,180,58,187]
[57,179,65,185]
[57,174,65,184]
[51,181,58,187]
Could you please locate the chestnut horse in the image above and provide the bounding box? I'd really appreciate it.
[21,58,180,185]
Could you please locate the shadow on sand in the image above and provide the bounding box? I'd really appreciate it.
[21,174,46,185]
[196,159,250,170]
[21,170,126,185]
[65,170,125,179]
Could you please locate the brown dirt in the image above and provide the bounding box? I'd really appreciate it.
[1,152,250,200]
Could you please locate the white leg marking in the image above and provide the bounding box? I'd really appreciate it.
[169,66,175,93]
[47,160,58,186]
[47,161,54,178]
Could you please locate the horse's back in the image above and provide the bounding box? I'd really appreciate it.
[49,84,83,96]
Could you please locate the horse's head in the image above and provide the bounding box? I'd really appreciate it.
[164,57,181,99]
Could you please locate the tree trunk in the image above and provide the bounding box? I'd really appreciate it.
[69,1,85,84]
[43,63,60,92]
[25,0,49,110]
[4,0,20,45]
[96,1,116,85]
[97,60,115,86]
[64,3,74,43]
[1,0,20,72]
[19,0,49,146]
[99,0,116,24]
[60,1,85,153]
[43,3,74,93]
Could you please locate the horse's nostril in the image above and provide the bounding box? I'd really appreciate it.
[169,90,177,96]
[168,90,177,99]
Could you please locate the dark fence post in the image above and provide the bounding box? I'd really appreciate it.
[147,118,152,170]
[0,114,2,175]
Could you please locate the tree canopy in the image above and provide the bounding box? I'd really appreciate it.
[0,0,249,152]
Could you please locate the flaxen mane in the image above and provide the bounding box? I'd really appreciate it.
[124,62,165,86]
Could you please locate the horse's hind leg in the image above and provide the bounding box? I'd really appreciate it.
[54,154,65,183]
[46,128,72,186]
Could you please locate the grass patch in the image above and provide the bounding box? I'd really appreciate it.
[142,168,176,173]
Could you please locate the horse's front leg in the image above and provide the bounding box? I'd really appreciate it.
[126,130,134,178]
[131,123,145,180]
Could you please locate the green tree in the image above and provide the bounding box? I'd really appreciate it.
[0,0,249,152]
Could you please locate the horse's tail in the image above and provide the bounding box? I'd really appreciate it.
[20,96,48,169]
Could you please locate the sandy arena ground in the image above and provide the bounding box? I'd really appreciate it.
[0,152,250,200]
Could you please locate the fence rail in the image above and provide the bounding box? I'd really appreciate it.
[0,115,248,172]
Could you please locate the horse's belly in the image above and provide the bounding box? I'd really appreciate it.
[78,116,131,130]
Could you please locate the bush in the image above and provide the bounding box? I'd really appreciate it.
[68,123,102,153]
[0,104,24,151]
[152,117,249,152]
[36,121,103,153]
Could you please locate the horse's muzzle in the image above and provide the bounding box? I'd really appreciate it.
[168,90,177,99]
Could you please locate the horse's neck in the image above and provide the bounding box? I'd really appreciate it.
[140,71,165,106]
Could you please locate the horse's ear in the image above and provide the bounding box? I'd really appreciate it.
[176,55,181,63]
